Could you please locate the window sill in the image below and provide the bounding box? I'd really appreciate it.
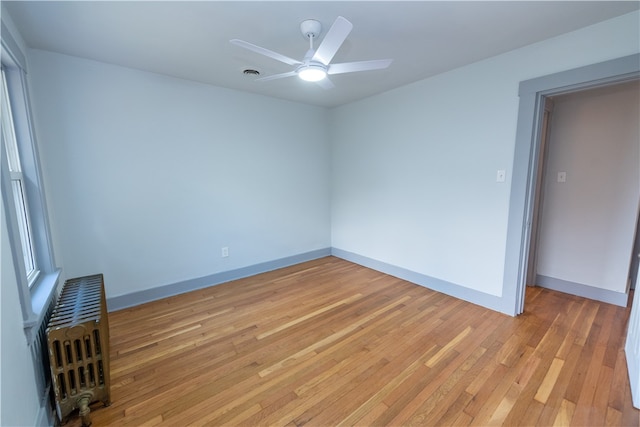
[23,269,61,342]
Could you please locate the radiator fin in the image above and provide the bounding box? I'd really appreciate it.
[32,297,57,413]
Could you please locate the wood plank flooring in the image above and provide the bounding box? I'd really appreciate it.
[67,256,639,426]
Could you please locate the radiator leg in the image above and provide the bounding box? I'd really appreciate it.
[78,396,92,427]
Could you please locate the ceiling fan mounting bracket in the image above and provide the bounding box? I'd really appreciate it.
[300,19,322,40]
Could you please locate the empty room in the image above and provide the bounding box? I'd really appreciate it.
[1,1,639,426]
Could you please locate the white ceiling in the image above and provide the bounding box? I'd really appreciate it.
[4,1,638,108]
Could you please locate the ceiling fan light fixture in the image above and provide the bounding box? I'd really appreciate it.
[297,64,327,82]
[231,16,392,90]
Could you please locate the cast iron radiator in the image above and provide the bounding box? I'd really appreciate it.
[46,274,111,426]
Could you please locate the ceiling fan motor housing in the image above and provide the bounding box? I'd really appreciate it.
[300,19,322,39]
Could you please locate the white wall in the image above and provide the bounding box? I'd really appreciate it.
[3,6,637,426]
[330,11,639,306]
[1,7,48,425]
[21,9,640,307]
[536,81,640,293]
[1,200,41,426]
[27,50,331,299]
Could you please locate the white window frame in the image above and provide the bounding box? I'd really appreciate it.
[1,20,60,342]
[2,67,39,286]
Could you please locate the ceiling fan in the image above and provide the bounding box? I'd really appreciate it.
[230,16,393,89]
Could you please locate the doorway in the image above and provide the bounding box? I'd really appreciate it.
[502,53,640,316]
[525,80,640,303]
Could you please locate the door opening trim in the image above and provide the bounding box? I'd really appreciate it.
[504,54,640,315]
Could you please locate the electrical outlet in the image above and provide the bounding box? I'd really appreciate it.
[557,172,566,183]
[221,247,229,258]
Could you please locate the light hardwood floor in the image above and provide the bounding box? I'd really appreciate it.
[67,256,638,426]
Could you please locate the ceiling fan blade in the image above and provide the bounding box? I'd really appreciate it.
[311,16,353,65]
[230,39,301,66]
[315,77,335,90]
[328,59,393,75]
[256,71,298,82]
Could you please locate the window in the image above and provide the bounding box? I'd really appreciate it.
[1,22,59,340]
[2,67,39,285]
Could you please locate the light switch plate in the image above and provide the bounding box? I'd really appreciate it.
[496,170,506,182]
